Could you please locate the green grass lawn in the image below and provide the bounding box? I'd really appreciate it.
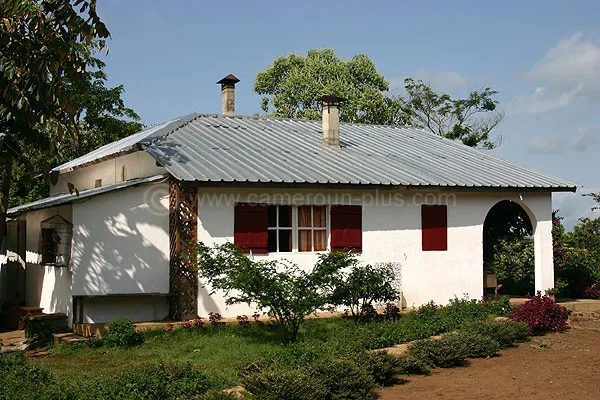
[28,298,512,390]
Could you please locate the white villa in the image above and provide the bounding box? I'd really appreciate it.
[0,75,577,329]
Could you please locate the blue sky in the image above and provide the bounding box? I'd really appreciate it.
[96,0,599,227]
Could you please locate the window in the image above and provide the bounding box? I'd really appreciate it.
[234,203,331,253]
[298,206,327,252]
[40,215,73,266]
[268,205,293,252]
[421,205,447,251]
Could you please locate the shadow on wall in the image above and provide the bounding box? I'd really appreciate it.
[71,184,170,321]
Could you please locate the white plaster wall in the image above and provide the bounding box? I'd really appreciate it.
[50,151,166,195]
[71,182,170,296]
[18,207,74,320]
[80,296,169,324]
[196,188,554,317]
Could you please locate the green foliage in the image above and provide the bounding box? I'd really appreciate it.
[0,353,212,400]
[403,78,504,149]
[254,48,406,125]
[407,336,469,368]
[74,363,211,400]
[488,237,535,294]
[553,212,600,298]
[461,320,530,348]
[254,49,503,149]
[346,351,404,386]
[0,352,57,400]
[104,318,144,348]
[242,369,328,400]
[451,331,500,358]
[0,0,109,226]
[330,263,399,317]
[195,243,347,342]
[307,358,377,400]
[483,200,535,294]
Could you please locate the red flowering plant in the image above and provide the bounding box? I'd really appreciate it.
[510,292,569,334]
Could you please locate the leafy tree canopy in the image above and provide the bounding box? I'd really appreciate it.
[1,0,112,247]
[255,48,406,125]
[254,48,503,148]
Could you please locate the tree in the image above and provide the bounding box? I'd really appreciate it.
[402,78,504,149]
[9,54,142,207]
[254,49,503,148]
[0,0,110,249]
[254,49,409,125]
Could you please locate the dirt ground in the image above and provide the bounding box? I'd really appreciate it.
[378,312,600,400]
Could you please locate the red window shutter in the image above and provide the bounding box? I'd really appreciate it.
[422,205,447,251]
[234,203,269,254]
[330,205,362,253]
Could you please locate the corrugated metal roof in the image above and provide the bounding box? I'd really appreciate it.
[52,114,198,172]
[145,114,577,191]
[7,175,169,217]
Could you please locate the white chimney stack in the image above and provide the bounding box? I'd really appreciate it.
[217,74,240,116]
[318,96,343,148]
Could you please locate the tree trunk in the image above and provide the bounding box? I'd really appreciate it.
[0,153,13,255]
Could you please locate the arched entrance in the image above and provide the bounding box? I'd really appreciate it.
[483,200,535,296]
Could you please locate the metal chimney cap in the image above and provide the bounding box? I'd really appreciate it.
[217,74,241,85]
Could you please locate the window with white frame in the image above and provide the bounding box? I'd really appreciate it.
[267,205,329,253]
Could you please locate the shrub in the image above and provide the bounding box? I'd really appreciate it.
[79,363,211,399]
[461,320,530,348]
[451,331,500,358]
[194,243,351,342]
[242,369,327,400]
[307,358,376,400]
[398,355,432,375]
[330,263,399,317]
[510,293,569,334]
[346,351,404,386]
[407,336,468,368]
[104,318,144,348]
[0,352,57,400]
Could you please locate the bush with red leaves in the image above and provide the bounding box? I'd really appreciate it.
[509,292,569,334]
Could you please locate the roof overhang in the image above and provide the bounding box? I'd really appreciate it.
[6,175,169,218]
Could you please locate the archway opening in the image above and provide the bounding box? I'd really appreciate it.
[483,200,535,296]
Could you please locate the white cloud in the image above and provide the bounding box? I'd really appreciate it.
[527,137,562,154]
[389,70,468,96]
[510,84,583,114]
[528,33,600,90]
[509,33,600,114]
[527,125,599,154]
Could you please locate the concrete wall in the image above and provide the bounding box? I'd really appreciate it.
[195,188,554,317]
[71,182,170,323]
[51,151,166,195]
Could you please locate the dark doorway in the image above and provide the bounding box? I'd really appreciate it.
[483,200,534,296]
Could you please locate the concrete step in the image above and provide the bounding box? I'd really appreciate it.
[53,332,89,345]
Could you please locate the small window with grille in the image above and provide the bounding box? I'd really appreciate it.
[40,215,73,267]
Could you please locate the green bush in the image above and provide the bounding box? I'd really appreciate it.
[242,369,327,400]
[345,350,404,386]
[398,355,432,375]
[330,263,399,317]
[408,336,468,368]
[451,331,500,358]
[199,390,241,399]
[194,244,352,342]
[104,318,144,348]
[0,352,58,400]
[461,320,530,348]
[307,359,376,400]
